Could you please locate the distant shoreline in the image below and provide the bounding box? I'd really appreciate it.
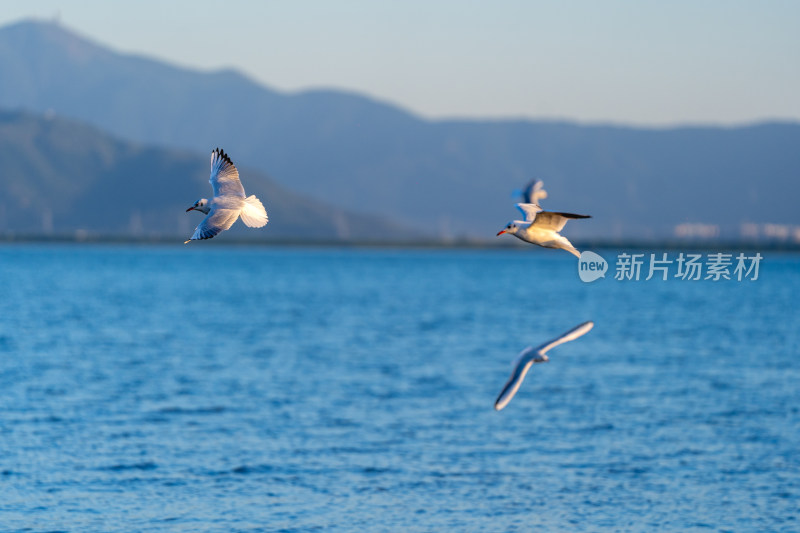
[1,233,798,252]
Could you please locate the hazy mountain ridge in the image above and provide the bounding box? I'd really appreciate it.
[1,19,799,241]
[0,110,421,240]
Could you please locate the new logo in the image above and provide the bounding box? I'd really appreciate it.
[578,251,608,283]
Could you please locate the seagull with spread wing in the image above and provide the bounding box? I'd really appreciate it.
[496,203,590,258]
[494,321,594,411]
[185,148,268,243]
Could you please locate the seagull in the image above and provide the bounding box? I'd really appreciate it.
[185,148,268,243]
[494,321,594,411]
[496,203,590,258]
[519,179,548,205]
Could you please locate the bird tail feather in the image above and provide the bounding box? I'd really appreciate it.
[240,195,268,228]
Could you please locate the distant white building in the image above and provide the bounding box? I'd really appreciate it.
[674,223,720,239]
[739,222,800,242]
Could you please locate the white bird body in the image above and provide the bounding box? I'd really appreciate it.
[497,203,589,258]
[494,321,594,411]
[185,148,268,243]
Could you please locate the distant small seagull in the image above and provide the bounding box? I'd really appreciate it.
[494,321,594,411]
[185,148,268,243]
[496,203,590,258]
[519,179,548,205]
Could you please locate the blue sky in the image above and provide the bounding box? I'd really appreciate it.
[2,1,799,125]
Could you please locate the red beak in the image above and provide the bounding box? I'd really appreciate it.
[496,230,507,236]
[186,206,195,212]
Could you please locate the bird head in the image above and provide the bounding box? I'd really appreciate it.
[186,199,210,214]
[496,222,518,236]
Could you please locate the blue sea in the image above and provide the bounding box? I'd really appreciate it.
[1,245,798,532]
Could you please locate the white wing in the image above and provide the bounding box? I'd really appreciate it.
[522,179,548,205]
[494,357,537,412]
[209,148,245,198]
[515,203,542,222]
[494,321,594,411]
[186,207,240,242]
[536,321,594,356]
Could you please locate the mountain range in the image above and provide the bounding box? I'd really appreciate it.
[0,110,418,241]
[1,19,799,242]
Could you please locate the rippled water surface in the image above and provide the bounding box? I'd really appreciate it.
[1,245,798,531]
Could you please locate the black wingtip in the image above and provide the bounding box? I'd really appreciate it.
[550,212,591,219]
[212,147,233,165]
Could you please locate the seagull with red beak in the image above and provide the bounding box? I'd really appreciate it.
[185,148,268,243]
[497,203,590,258]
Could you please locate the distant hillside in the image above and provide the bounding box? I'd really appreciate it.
[0,111,420,241]
[1,20,799,241]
